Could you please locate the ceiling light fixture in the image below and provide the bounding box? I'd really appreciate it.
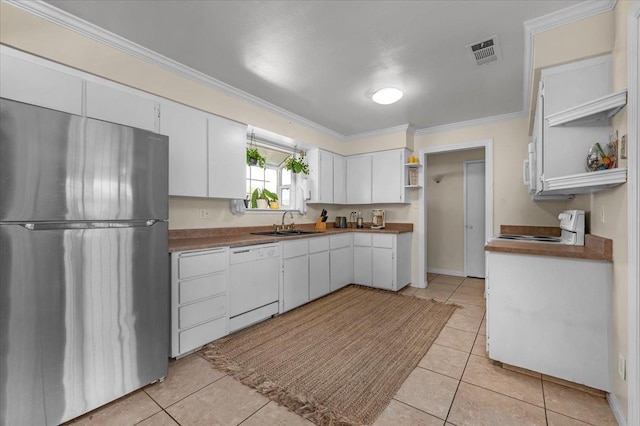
[371,87,403,105]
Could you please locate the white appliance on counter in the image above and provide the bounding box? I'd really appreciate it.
[229,243,280,332]
[493,209,585,245]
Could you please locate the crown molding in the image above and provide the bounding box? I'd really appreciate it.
[524,0,617,35]
[521,0,617,116]
[415,110,527,136]
[3,0,617,143]
[4,0,345,141]
[343,124,415,141]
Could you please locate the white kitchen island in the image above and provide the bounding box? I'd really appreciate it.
[485,237,613,391]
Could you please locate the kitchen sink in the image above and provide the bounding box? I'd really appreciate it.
[250,229,323,237]
[279,229,323,235]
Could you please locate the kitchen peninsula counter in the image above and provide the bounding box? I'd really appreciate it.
[169,223,413,252]
[485,234,612,261]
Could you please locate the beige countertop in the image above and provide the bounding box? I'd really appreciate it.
[485,227,612,261]
[168,223,413,252]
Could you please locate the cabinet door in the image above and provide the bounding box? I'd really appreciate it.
[309,251,330,300]
[353,246,372,286]
[372,247,394,290]
[160,101,209,197]
[346,155,372,204]
[307,149,334,203]
[319,151,334,203]
[0,53,82,115]
[330,246,353,291]
[283,255,309,312]
[333,154,346,204]
[208,115,247,199]
[372,150,404,203]
[86,81,157,132]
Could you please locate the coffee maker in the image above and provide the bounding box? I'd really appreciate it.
[372,209,385,229]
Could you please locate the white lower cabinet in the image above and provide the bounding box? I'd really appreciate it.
[330,234,353,291]
[282,240,310,312]
[170,248,229,357]
[353,234,372,285]
[486,251,612,391]
[309,236,331,300]
[351,233,411,291]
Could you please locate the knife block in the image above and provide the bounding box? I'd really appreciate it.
[314,217,327,230]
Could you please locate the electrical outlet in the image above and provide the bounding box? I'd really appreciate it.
[199,209,210,219]
[618,352,626,380]
[600,205,605,224]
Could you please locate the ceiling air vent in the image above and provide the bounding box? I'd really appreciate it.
[467,36,501,67]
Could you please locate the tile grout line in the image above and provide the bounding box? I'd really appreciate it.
[542,375,549,425]
[144,370,229,414]
[440,284,479,423]
[236,400,271,425]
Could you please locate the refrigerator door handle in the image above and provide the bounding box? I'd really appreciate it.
[18,221,160,231]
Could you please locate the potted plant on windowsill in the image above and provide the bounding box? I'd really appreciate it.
[246,147,266,168]
[284,154,309,175]
[251,188,278,209]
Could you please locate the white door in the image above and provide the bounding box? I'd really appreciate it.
[464,161,486,278]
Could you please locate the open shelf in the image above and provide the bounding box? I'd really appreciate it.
[543,168,627,194]
[404,163,422,168]
[546,90,627,127]
[404,185,422,189]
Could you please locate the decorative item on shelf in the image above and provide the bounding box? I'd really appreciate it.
[251,188,278,209]
[284,153,309,174]
[408,168,419,185]
[408,155,420,164]
[586,142,616,172]
[246,131,266,168]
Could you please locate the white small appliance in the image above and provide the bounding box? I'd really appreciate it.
[557,209,585,245]
[372,209,385,229]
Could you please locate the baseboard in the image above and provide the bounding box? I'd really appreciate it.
[607,392,627,426]
[427,268,465,277]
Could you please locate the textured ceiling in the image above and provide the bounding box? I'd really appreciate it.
[46,0,581,136]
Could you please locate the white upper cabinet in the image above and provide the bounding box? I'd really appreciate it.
[346,155,372,204]
[307,149,334,203]
[0,52,83,115]
[372,149,408,203]
[536,54,627,195]
[86,81,158,132]
[208,115,247,199]
[161,101,247,199]
[333,154,347,204]
[160,101,209,197]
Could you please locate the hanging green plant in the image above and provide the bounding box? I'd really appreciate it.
[284,154,309,175]
[246,147,266,168]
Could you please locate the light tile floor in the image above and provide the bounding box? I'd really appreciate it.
[68,275,618,426]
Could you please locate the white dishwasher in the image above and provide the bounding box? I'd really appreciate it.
[229,243,280,332]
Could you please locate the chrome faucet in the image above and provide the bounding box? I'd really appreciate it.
[281,210,295,230]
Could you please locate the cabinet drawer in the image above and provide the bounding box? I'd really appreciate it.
[179,317,227,354]
[372,234,393,248]
[178,249,228,279]
[308,236,329,253]
[353,233,372,246]
[330,234,352,249]
[283,240,308,259]
[179,272,227,305]
[179,295,226,329]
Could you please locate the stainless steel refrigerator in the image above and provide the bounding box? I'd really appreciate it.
[0,98,169,425]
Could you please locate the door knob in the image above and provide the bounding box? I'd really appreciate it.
[466,225,473,229]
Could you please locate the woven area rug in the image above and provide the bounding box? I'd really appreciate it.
[201,285,457,426]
